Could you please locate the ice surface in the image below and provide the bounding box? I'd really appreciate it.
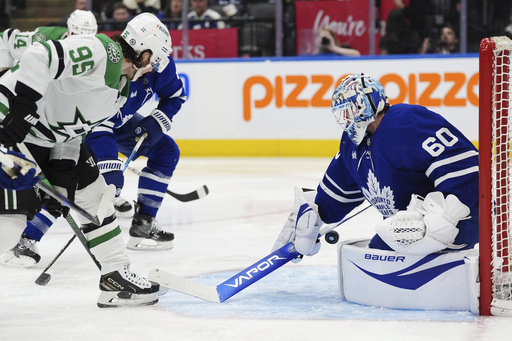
[1,158,511,341]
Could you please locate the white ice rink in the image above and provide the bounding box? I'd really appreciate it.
[2,157,512,341]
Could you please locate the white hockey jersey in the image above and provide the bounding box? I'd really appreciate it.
[0,33,128,147]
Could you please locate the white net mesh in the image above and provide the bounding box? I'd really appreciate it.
[491,36,512,314]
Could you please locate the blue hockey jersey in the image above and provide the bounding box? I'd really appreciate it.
[89,54,187,162]
[315,103,479,249]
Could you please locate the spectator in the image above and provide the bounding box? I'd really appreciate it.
[123,0,161,16]
[187,0,225,29]
[104,2,133,31]
[503,8,512,39]
[315,28,360,57]
[379,8,427,55]
[434,25,459,54]
[162,0,182,29]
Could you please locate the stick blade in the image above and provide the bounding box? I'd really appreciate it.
[35,273,51,286]
[198,185,209,198]
[148,269,220,303]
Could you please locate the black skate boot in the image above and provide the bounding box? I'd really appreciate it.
[97,263,159,308]
[127,203,174,251]
[0,234,41,267]
[113,196,133,218]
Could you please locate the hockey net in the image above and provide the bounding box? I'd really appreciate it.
[479,36,512,316]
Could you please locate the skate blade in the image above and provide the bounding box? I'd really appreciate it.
[0,251,38,268]
[97,291,158,308]
[126,237,174,251]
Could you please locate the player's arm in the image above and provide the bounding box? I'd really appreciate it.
[133,58,187,150]
[84,123,123,197]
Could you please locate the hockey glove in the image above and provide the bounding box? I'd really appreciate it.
[40,159,77,218]
[272,187,322,261]
[0,148,39,190]
[134,109,172,156]
[375,192,470,254]
[97,159,124,197]
[0,96,39,147]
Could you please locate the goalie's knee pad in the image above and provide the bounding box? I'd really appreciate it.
[337,238,479,313]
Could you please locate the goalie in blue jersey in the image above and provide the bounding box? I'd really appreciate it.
[272,73,480,310]
[273,72,478,258]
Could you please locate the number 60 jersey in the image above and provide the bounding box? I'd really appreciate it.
[316,103,479,249]
[0,33,128,148]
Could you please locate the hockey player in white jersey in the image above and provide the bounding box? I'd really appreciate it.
[1,11,185,266]
[272,73,479,311]
[0,13,173,307]
[0,9,98,74]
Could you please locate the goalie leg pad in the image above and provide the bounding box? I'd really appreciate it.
[337,238,479,311]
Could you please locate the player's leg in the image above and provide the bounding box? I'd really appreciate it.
[74,143,159,307]
[0,190,37,265]
[0,145,52,267]
[0,208,55,267]
[116,114,179,251]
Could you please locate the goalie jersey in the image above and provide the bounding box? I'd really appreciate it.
[0,34,128,147]
[316,103,479,250]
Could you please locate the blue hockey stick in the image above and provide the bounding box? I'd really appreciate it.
[122,133,147,172]
[148,202,372,303]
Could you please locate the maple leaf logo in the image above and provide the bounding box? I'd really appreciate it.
[362,170,397,217]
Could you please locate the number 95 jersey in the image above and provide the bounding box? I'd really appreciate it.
[316,103,479,248]
[0,33,128,147]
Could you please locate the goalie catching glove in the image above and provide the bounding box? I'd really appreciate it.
[375,191,470,254]
[272,186,323,261]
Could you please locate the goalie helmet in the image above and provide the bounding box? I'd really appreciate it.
[67,10,98,35]
[331,73,388,146]
[121,13,173,73]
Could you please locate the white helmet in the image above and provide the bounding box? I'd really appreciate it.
[331,73,388,146]
[67,10,98,35]
[121,13,173,73]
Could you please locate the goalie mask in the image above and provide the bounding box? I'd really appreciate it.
[67,10,98,35]
[331,74,388,146]
[121,13,173,76]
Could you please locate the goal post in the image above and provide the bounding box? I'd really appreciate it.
[479,36,512,316]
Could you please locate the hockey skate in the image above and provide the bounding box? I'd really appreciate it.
[0,234,41,267]
[127,204,174,251]
[97,263,159,308]
[113,196,133,218]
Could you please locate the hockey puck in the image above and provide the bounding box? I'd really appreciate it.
[35,273,51,286]
[325,231,339,244]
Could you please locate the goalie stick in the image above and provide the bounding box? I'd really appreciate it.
[148,202,372,303]
[125,165,209,202]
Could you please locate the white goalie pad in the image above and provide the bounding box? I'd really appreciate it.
[337,239,479,313]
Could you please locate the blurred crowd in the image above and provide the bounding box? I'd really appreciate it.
[2,0,512,56]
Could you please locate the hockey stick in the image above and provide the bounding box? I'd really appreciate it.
[125,165,209,202]
[0,151,100,225]
[148,201,372,303]
[34,234,76,285]
[10,144,102,285]
[122,133,147,172]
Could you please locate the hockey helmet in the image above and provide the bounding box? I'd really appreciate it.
[331,73,388,146]
[67,10,98,35]
[121,13,173,73]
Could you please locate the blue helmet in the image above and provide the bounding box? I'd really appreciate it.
[331,73,388,145]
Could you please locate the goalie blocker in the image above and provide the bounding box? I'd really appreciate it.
[337,239,479,313]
